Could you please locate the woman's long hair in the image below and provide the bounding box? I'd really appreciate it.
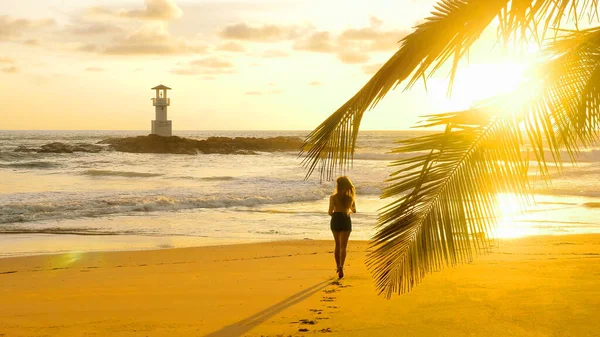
[333,176,355,209]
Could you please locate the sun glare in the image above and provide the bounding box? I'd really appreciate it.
[493,193,528,238]
[435,62,528,112]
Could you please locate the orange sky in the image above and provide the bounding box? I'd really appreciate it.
[0,0,533,130]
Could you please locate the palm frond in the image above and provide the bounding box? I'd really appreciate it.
[523,26,600,177]
[302,0,511,180]
[368,25,600,297]
[368,106,531,296]
[301,0,599,181]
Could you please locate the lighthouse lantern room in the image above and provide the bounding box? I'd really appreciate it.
[151,84,172,137]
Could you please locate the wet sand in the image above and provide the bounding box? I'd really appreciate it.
[1,235,599,336]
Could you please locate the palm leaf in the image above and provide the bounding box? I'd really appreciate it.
[368,25,600,297]
[368,106,531,296]
[301,0,599,181]
[523,26,600,177]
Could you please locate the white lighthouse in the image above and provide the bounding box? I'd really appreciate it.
[151,84,172,137]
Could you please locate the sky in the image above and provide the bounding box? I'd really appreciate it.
[0,0,531,130]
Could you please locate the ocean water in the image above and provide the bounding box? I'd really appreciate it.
[1,130,600,257]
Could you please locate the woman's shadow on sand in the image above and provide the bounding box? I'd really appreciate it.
[203,279,332,337]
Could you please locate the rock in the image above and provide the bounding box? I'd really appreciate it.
[39,142,74,153]
[14,146,37,153]
[98,134,304,155]
[15,142,105,154]
[72,143,103,153]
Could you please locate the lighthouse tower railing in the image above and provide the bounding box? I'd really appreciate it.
[151,98,170,106]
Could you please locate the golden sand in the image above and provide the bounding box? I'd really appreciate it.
[1,235,599,336]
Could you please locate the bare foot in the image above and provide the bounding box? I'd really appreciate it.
[338,267,344,279]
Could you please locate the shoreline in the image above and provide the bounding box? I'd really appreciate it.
[1,234,599,336]
[0,231,596,259]
[0,232,273,259]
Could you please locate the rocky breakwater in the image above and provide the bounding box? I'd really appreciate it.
[14,142,103,153]
[97,134,304,155]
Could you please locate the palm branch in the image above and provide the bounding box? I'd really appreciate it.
[301,0,600,296]
[370,26,600,296]
[370,24,600,293]
[301,0,599,181]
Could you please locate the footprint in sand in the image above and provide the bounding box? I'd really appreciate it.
[299,319,316,325]
[320,328,332,333]
[320,296,335,302]
[331,280,351,288]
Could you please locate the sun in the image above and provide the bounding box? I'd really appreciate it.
[434,62,529,112]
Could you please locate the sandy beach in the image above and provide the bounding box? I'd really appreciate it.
[1,234,599,337]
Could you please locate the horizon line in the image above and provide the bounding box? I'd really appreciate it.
[0,129,429,132]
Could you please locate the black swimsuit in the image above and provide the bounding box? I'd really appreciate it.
[330,212,352,232]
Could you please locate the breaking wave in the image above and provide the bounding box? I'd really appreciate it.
[82,169,164,178]
[0,191,327,224]
[171,175,236,181]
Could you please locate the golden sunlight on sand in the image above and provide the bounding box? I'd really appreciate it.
[1,235,598,336]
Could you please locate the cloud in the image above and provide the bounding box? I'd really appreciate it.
[85,67,103,72]
[361,62,383,75]
[369,16,384,28]
[214,17,406,65]
[22,39,40,46]
[0,57,14,64]
[2,66,19,74]
[293,31,366,64]
[191,57,233,68]
[245,89,283,96]
[101,24,206,55]
[335,17,408,53]
[291,17,406,64]
[337,51,370,64]
[170,68,199,75]
[0,15,56,40]
[88,0,182,22]
[77,43,98,52]
[69,22,125,35]
[219,23,300,42]
[217,42,246,52]
[171,56,235,75]
[261,49,289,58]
[338,27,404,52]
[308,80,323,86]
[293,31,333,53]
[66,5,201,56]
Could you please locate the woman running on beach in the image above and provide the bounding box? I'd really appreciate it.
[328,176,356,279]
